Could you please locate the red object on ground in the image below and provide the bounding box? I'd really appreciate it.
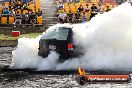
[11,31,20,37]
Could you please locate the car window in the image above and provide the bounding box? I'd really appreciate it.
[42,28,70,40]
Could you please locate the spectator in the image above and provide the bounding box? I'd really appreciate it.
[63,15,68,23]
[72,13,76,23]
[24,14,29,24]
[14,11,22,24]
[23,3,29,10]
[106,6,111,12]
[2,3,7,11]
[10,9,15,14]
[16,9,22,14]
[57,2,64,11]
[75,12,81,23]
[29,11,36,25]
[85,4,90,12]
[81,12,87,22]
[16,1,22,10]
[58,11,67,23]
[9,2,15,11]
[3,8,10,14]
[78,4,84,12]
[98,4,103,14]
[90,3,98,19]
[37,8,42,16]
[22,13,26,24]
[14,1,18,9]
[91,3,98,12]
[67,10,73,23]
[29,9,32,14]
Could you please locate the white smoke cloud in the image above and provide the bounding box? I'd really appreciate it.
[10,38,60,70]
[10,3,132,71]
[58,2,132,71]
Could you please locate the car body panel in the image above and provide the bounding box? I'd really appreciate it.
[38,26,82,60]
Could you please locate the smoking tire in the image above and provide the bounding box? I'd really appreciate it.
[76,76,86,85]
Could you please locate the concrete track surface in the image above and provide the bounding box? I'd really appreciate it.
[0,47,132,88]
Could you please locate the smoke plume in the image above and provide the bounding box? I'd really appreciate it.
[10,3,132,71]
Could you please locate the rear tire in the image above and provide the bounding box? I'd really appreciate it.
[77,76,86,85]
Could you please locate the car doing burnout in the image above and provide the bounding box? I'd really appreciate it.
[38,26,82,61]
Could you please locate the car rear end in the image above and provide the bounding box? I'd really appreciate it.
[38,27,75,61]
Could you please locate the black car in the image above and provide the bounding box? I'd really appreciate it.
[38,26,82,61]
